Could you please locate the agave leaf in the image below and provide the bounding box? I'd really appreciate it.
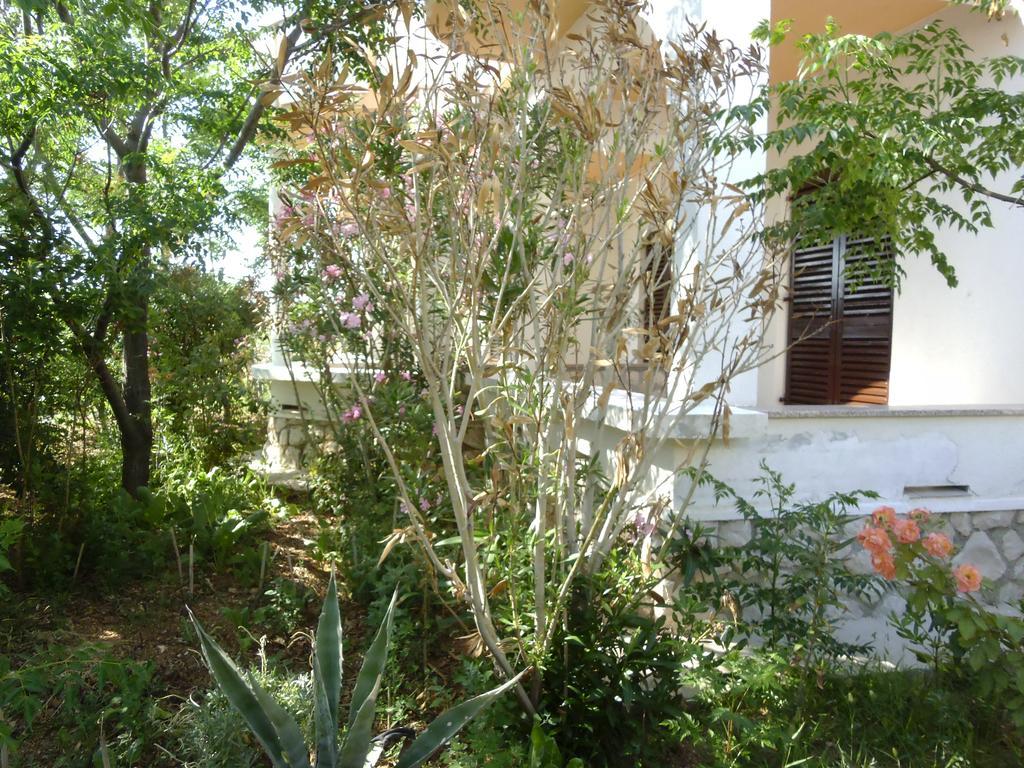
[316,572,344,728]
[338,590,398,768]
[361,741,386,768]
[394,669,529,768]
[188,609,288,768]
[313,650,339,767]
[249,673,312,768]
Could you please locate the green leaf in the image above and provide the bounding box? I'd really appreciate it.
[339,590,398,768]
[317,572,345,727]
[395,668,529,768]
[249,674,312,768]
[313,649,339,767]
[189,609,289,768]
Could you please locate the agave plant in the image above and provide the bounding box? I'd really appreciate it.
[190,574,526,767]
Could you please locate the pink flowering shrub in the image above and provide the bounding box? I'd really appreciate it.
[855,506,976,591]
[857,505,1024,730]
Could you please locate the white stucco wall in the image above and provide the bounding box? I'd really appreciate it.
[757,5,1024,408]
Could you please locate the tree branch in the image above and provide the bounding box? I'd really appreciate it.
[224,22,304,170]
[920,153,1024,207]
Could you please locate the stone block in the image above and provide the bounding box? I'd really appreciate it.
[717,521,752,548]
[283,426,307,446]
[997,581,1024,607]
[949,512,974,536]
[973,510,1017,530]
[282,446,302,470]
[1000,530,1024,564]
[953,531,1006,581]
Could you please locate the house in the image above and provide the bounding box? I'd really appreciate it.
[253,0,1024,656]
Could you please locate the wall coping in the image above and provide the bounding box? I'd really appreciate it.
[686,496,1024,522]
[762,404,1024,419]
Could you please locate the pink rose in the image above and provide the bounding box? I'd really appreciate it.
[871,506,897,528]
[954,563,982,593]
[892,518,921,544]
[871,550,896,580]
[857,525,892,555]
[923,532,954,559]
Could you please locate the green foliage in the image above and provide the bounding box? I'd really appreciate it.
[192,573,526,768]
[528,719,585,768]
[151,265,268,466]
[730,14,1024,287]
[696,463,882,670]
[537,558,696,766]
[0,643,158,766]
[168,663,313,768]
[675,648,1020,767]
[0,517,23,595]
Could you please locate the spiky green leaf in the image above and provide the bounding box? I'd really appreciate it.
[339,590,398,768]
[394,669,529,768]
[189,609,289,768]
[316,572,344,727]
[249,673,312,768]
[313,650,339,767]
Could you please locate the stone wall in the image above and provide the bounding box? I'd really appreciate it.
[262,416,338,472]
[705,509,1024,663]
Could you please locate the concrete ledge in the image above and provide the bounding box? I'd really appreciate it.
[764,404,1024,419]
[588,391,768,440]
[252,362,357,385]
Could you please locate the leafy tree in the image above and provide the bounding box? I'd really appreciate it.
[0,0,388,494]
[725,6,1024,287]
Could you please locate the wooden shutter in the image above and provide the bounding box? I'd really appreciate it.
[643,243,672,332]
[785,235,893,405]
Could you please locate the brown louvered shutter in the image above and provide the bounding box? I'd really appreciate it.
[785,235,893,405]
[644,242,672,333]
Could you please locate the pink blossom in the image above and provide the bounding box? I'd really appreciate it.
[339,221,360,238]
[378,187,391,199]
[353,293,371,311]
[871,550,896,580]
[322,264,342,281]
[633,513,655,537]
[857,525,892,555]
[344,313,362,329]
[954,563,982,593]
[401,370,412,381]
[274,269,287,281]
[374,371,386,383]
[341,405,362,423]
[923,532,954,559]
[892,518,921,544]
[909,507,932,522]
[563,252,575,267]
[871,506,897,528]
[398,405,407,417]
[419,498,431,512]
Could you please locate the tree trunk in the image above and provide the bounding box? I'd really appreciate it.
[118,155,153,497]
[120,310,153,495]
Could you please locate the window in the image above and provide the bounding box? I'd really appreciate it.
[784,235,893,405]
[643,241,673,335]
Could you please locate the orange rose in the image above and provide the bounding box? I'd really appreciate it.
[892,518,921,544]
[909,507,932,522]
[871,550,897,580]
[922,532,954,559]
[858,525,893,555]
[871,506,897,528]
[954,563,982,593]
